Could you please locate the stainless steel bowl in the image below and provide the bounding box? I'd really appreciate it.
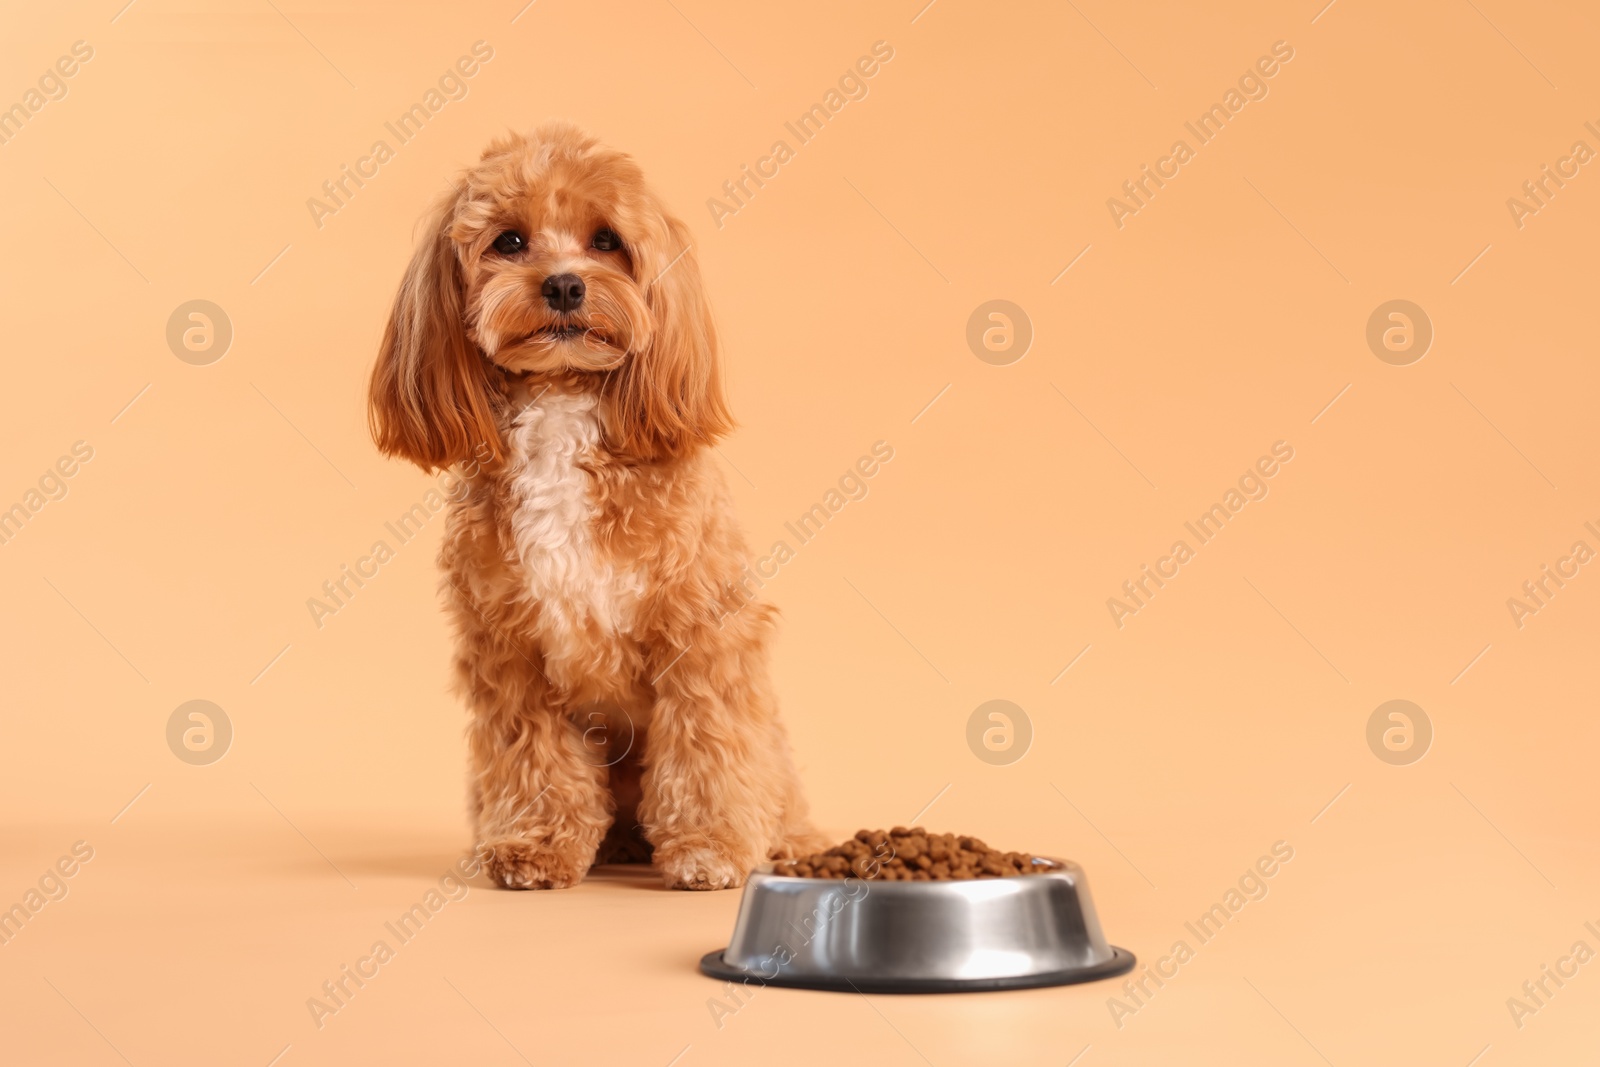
[700,857,1134,993]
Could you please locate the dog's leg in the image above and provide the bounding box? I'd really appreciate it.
[638,621,817,890]
[464,655,611,889]
[770,777,832,861]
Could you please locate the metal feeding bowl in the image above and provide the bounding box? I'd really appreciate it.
[700,857,1135,993]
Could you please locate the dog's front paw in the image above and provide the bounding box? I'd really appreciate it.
[770,828,832,860]
[655,842,753,891]
[482,841,591,890]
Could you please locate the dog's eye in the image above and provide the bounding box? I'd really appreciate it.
[492,230,526,255]
[591,228,622,252]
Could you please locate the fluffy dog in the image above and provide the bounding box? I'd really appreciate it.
[368,123,826,890]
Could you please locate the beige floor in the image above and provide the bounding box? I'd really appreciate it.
[4,797,1595,1066]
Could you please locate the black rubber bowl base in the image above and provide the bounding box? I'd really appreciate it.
[699,947,1136,994]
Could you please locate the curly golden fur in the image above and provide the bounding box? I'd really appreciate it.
[369,123,826,890]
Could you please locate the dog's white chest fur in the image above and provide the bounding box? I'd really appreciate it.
[505,390,642,641]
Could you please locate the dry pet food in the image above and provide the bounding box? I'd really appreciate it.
[772,828,1048,881]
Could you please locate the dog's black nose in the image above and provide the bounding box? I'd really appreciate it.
[541,273,586,312]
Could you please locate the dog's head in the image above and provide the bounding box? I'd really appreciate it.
[369,122,731,470]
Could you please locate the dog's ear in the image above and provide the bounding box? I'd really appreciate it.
[607,211,733,460]
[368,186,502,472]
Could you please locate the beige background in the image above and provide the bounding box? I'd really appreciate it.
[3,0,1598,1063]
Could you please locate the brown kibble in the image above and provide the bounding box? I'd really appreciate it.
[779,831,1043,881]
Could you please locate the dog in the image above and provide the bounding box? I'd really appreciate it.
[367,123,827,890]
